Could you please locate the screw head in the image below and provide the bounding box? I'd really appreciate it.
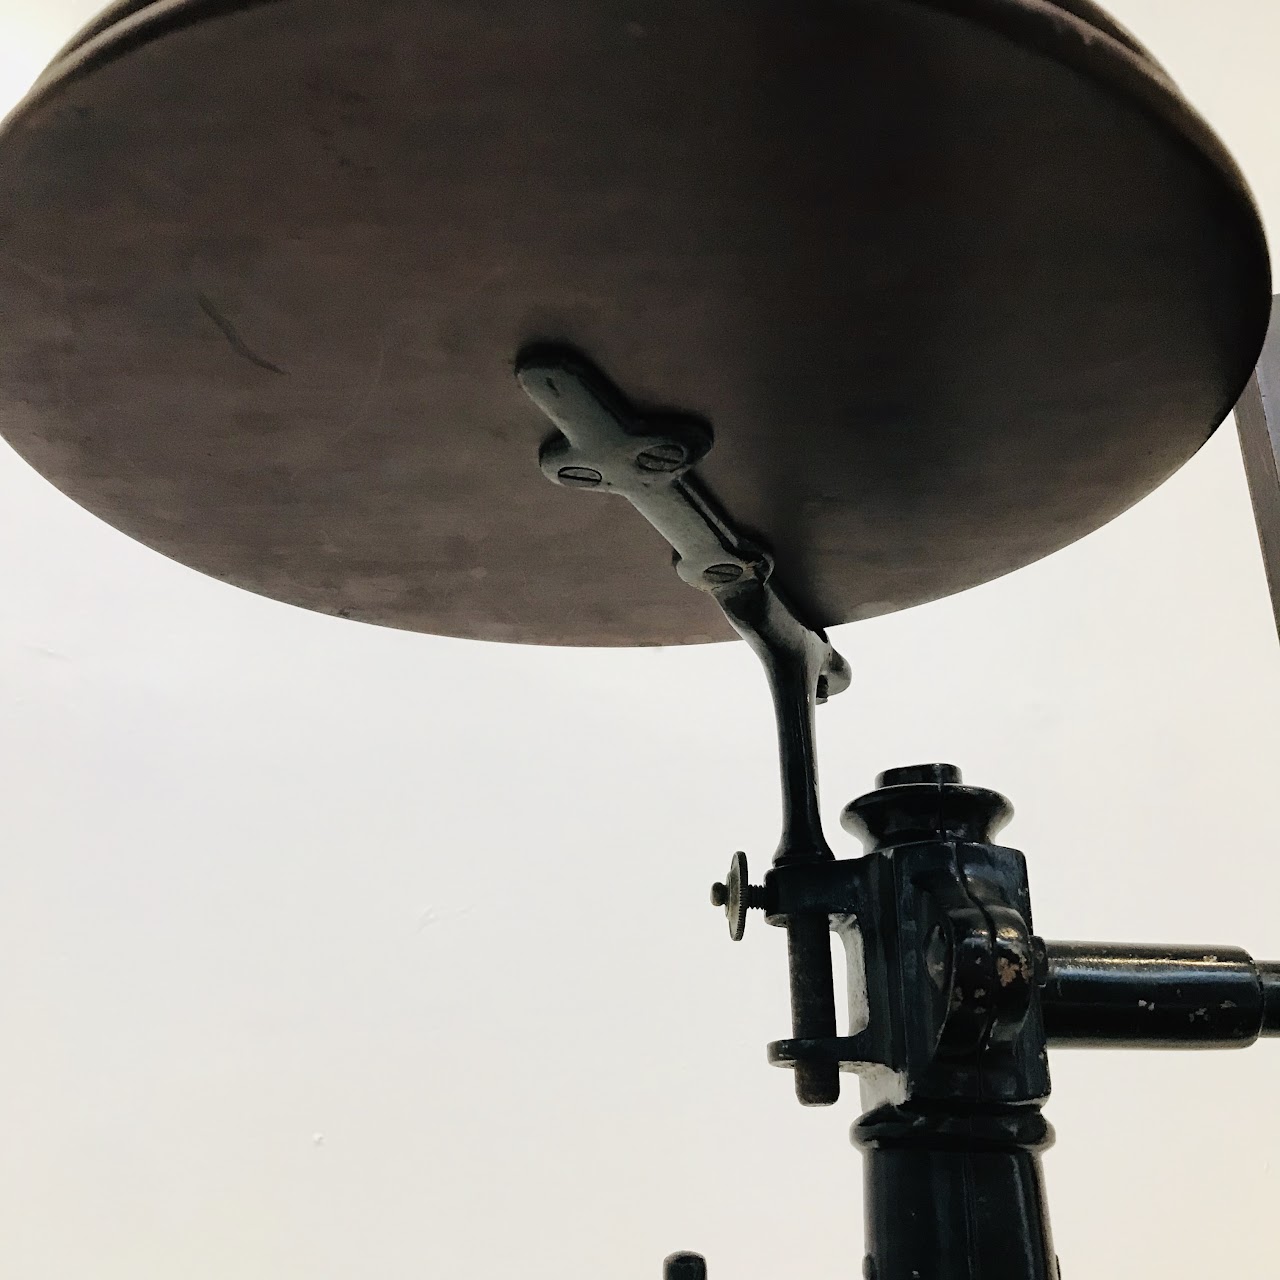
[557,465,603,488]
[703,562,744,585]
[636,442,687,473]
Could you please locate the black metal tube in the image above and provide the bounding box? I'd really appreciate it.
[1042,942,1278,1047]
[854,1106,1057,1280]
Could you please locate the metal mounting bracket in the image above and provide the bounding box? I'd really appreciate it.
[518,346,849,867]
[519,346,851,1105]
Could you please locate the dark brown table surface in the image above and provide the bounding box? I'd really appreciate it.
[0,0,1269,645]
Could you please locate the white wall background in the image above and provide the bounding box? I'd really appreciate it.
[1,3,1278,1278]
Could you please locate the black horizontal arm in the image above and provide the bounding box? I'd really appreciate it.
[1041,941,1280,1048]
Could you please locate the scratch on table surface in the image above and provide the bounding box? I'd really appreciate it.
[346,318,417,434]
[347,324,390,431]
[197,292,287,375]
[3,253,66,292]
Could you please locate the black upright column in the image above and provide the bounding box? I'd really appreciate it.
[854,1105,1057,1280]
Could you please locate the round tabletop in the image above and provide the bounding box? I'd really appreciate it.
[0,0,1269,645]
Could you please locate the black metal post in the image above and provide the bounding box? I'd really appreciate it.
[854,1107,1057,1280]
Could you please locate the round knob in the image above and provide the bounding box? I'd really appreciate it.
[710,851,766,940]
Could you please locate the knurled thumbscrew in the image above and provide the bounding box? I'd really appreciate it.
[710,850,768,941]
